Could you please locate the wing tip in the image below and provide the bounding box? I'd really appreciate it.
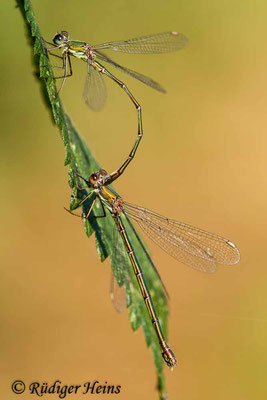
[171,31,189,47]
[226,240,241,265]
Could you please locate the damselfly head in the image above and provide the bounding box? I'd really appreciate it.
[53,31,69,45]
[89,169,107,187]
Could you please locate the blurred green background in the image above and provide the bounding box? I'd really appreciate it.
[1,0,267,399]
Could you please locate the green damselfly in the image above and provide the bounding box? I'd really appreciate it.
[45,31,188,178]
[67,168,240,367]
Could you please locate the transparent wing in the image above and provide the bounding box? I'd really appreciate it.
[83,62,107,111]
[93,31,189,54]
[110,270,127,313]
[95,50,165,93]
[124,213,169,299]
[123,202,240,273]
[110,223,129,313]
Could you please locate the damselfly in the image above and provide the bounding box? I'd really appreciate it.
[45,31,188,179]
[67,168,240,367]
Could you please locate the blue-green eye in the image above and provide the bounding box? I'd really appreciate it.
[53,34,63,45]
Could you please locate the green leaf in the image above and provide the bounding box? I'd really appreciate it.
[17,0,169,397]
[129,303,141,331]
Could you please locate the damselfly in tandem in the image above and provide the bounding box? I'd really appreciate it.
[45,31,188,178]
[67,168,240,367]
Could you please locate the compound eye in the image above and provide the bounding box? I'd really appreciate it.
[100,169,108,177]
[53,34,63,45]
[89,172,100,184]
[61,31,69,39]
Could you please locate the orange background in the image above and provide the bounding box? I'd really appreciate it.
[1,0,267,399]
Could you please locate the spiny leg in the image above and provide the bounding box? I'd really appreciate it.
[65,195,106,220]
[44,41,70,73]
[97,63,143,182]
[47,52,69,70]
[65,195,96,219]
[43,40,57,49]
[40,49,67,71]
[45,49,73,95]
[54,53,73,95]
[70,190,95,210]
